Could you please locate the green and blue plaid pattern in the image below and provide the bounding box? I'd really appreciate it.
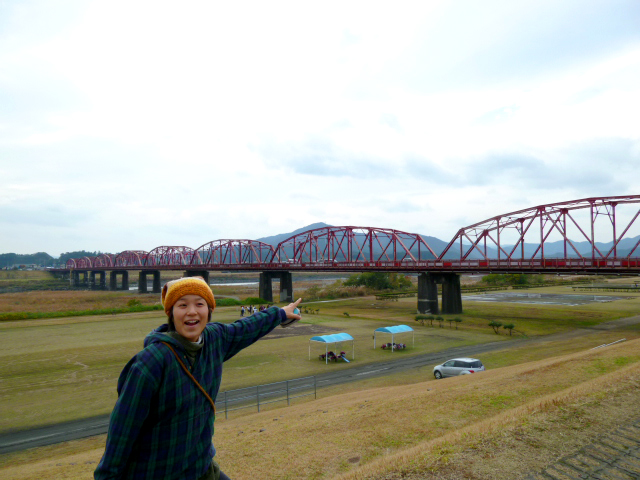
[95,306,285,479]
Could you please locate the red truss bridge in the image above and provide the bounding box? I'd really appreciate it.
[64,195,640,274]
[58,195,640,313]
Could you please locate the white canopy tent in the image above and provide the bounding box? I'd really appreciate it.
[309,333,355,364]
[373,325,414,351]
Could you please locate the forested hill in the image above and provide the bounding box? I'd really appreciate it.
[0,251,107,268]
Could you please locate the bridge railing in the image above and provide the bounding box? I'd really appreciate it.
[57,257,640,273]
[260,258,640,269]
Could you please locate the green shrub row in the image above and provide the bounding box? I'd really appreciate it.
[216,298,242,306]
[0,304,164,321]
[241,297,270,305]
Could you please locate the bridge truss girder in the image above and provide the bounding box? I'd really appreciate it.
[438,195,640,263]
[58,196,640,274]
[270,226,438,266]
[193,240,275,266]
[145,246,195,267]
[114,251,148,268]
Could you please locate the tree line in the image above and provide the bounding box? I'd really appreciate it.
[0,251,109,268]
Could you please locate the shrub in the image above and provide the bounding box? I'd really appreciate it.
[301,282,367,301]
[489,320,503,334]
[344,272,412,290]
[216,298,241,306]
[303,285,321,300]
[242,297,270,305]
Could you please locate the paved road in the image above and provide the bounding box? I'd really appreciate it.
[0,340,507,454]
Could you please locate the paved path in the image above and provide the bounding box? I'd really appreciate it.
[525,418,640,480]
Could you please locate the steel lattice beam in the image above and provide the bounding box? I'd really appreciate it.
[114,251,148,268]
[58,195,640,274]
[193,240,275,266]
[438,195,640,263]
[269,226,438,265]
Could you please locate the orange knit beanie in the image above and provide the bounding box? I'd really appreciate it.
[161,276,216,316]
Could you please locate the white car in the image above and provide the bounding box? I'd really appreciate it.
[433,357,485,379]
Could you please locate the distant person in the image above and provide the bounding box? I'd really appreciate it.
[240,305,245,317]
[95,276,302,480]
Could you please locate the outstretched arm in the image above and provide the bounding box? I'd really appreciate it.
[211,298,304,361]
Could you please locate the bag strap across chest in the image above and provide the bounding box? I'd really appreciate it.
[161,341,216,415]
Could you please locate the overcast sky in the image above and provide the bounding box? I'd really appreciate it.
[1,0,639,256]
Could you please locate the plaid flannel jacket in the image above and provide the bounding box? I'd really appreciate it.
[95,306,286,480]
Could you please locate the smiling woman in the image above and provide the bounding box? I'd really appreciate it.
[172,295,211,341]
[162,276,218,342]
[94,276,303,480]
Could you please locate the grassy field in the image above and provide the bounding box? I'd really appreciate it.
[0,270,68,292]
[0,279,639,478]
[1,286,640,432]
[1,337,638,479]
[0,297,508,432]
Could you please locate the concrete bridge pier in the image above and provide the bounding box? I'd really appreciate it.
[138,271,162,293]
[441,273,462,314]
[279,271,293,302]
[185,270,210,285]
[138,272,148,293]
[259,271,293,303]
[259,272,275,302]
[417,272,463,315]
[110,271,129,291]
[418,273,439,314]
[90,271,107,290]
[72,270,89,288]
[152,271,161,293]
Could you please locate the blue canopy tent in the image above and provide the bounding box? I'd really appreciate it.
[374,325,414,351]
[309,333,355,364]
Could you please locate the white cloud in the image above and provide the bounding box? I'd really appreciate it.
[1,0,639,254]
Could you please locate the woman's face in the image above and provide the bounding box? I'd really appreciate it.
[172,295,210,342]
